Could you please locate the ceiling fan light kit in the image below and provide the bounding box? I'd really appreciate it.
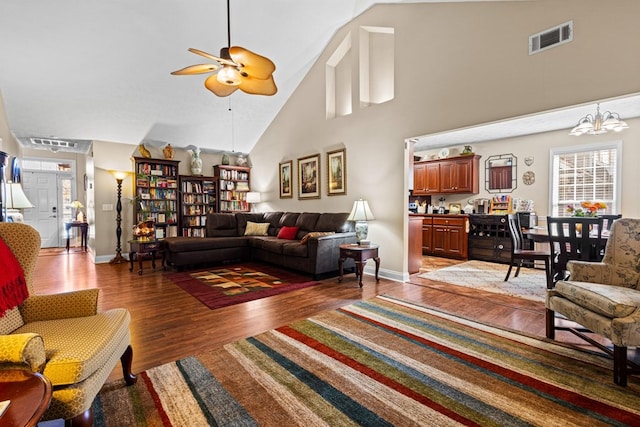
[171,0,277,97]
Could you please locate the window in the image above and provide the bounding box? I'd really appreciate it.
[550,141,621,216]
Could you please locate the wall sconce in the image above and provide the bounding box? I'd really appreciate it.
[347,199,375,244]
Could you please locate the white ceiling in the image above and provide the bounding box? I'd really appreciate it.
[2,1,638,156]
[0,0,434,155]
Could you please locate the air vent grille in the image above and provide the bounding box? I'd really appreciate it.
[30,138,77,148]
[529,21,573,55]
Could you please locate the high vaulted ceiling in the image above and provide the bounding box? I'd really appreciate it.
[0,0,441,155]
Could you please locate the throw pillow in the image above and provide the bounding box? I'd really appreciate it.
[300,231,335,244]
[277,226,299,240]
[244,221,270,236]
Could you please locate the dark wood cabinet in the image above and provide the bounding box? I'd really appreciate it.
[468,214,512,264]
[413,155,480,195]
[408,216,423,274]
[419,214,468,260]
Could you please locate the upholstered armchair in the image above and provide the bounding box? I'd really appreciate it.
[545,218,640,386]
[0,223,136,426]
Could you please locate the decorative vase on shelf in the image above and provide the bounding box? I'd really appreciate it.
[221,153,230,165]
[236,154,248,167]
[189,147,203,175]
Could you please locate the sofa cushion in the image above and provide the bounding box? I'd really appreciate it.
[315,212,351,232]
[294,213,321,239]
[0,308,25,335]
[244,221,270,236]
[262,212,284,236]
[278,212,300,228]
[206,213,238,237]
[555,280,640,318]
[300,231,335,244]
[165,236,248,251]
[277,226,299,240]
[14,308,130,386]
[236,213,267,235]
[282,242,309,257]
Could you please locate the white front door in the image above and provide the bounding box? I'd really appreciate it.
[22,172,60,248]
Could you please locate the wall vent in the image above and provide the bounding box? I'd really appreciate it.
[529,21,573,55]
[30,138,77,149]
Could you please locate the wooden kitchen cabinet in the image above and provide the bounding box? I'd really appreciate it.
[408,216,423,274]
[419,214,468,260]
[412,155,480,195]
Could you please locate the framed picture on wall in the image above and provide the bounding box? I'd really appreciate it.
[327,148,346,196]
[297,154,320,199]
[279,160,293,199]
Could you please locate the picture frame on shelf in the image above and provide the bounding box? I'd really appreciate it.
[297,154,320,199]
[279,160,293,199]
[326,148,346,196]
[448,203,461,214]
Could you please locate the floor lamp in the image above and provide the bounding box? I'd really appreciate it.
[109,171,128,264]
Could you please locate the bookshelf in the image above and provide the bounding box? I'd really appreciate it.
[133,157,180,239]
[213,165,251,213]
[179,175,217,237]
[489,195,512,214]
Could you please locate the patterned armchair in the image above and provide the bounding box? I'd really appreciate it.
[545,218,640,386]
[0,223,136,426]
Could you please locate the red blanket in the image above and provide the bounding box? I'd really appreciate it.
[0,237,29,317]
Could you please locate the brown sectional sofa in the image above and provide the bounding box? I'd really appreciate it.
[163,211,356,278]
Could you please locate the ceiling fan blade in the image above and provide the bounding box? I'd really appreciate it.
[171,64,219,75]
[229,46,276,80]
[238,74,277,96]
[204,74,239,97]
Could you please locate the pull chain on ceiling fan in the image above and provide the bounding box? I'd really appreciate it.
[171,0,277,97]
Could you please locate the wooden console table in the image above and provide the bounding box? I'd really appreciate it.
[338,243,380,288]
[0,370,52,427]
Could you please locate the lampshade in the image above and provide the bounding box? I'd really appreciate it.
[347,199,375,222]
[71,200,84,209]
[4,182,34,209]
[246,192,261,203]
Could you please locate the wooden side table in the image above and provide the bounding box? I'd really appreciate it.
[0,370,52,427]
[338,243,380,288]
[128,239,164,275]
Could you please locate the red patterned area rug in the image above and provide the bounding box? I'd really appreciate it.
[165,263,320,310]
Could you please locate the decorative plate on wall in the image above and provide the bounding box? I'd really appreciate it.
[438,147,450,159]
[523,170,535,185]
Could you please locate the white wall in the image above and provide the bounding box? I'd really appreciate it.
[249,0,640,281]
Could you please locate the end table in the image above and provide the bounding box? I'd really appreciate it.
[128,239,164,275]
[338,243,380,288]
[0,370,52,427]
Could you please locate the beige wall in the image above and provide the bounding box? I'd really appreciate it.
[250,0,640,281]
[416,116,640,217]
[0,90,20,157]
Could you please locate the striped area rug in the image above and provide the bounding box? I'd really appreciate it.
[94,296,640,426]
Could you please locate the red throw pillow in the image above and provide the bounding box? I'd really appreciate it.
[277,226,299,240]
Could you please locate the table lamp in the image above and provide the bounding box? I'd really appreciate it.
[347,199,375,244]
[246,192,261,212]
[3,182,34,223]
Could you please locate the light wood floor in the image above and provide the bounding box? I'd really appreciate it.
[32,249,601,382]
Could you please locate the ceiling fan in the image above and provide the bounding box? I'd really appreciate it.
[171,0,277,97]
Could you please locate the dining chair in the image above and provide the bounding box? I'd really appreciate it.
[601,214,622,231]
[504,214,552,288]
[546,216,604,285]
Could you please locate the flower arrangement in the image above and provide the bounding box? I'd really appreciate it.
[567,201,607,217]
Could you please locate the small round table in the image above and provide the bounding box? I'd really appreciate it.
[0,370,52,427]
[338,243,380,288]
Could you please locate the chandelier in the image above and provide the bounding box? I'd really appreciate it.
[569,103,629,136]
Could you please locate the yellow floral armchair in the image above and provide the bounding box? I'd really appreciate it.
[545,218,640,386]
[0,223,136,426]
